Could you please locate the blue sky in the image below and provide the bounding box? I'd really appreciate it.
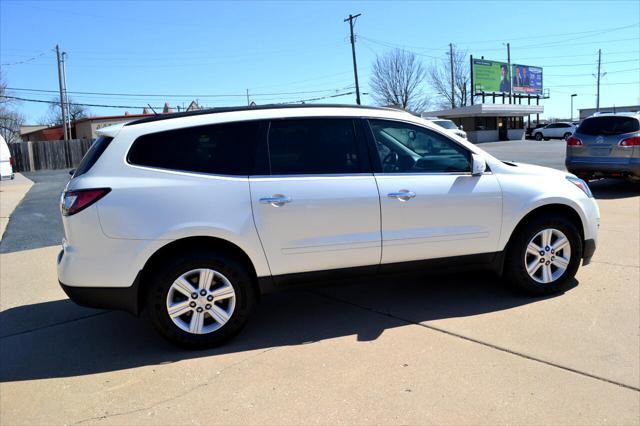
[1,0,639,123]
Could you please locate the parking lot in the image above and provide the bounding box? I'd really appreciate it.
[0,140,638,425]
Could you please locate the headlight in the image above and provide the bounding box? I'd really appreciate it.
[566,176,593,198]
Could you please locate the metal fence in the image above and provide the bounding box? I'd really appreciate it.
[8,139,93,172]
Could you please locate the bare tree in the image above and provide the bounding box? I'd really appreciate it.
[428,45,470,109]
[43,98,90,126]
[369,49,428,112]
[0,73,25,143]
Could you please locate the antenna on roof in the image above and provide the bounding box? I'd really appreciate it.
[147,103,159,115]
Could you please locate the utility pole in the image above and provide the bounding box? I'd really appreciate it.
[246,89,250,106]
[570,94,577,121]
[506,42,512,104]
[344,13,362,105]
[56,45,69,141]
[61,52,72,139]
[595,49,605,112]
[449,43,455,109]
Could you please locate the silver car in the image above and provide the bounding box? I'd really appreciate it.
[565,113,640,182]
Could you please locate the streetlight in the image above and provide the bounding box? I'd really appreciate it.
[570,94,577,121]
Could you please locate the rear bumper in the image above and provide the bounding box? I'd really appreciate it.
[566,157,640,177]
[58,250,141,315]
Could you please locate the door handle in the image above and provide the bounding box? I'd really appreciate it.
[387,190,416,201]
[259,195,292,207]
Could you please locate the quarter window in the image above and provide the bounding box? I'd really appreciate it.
[369,120,471,173]
[268,119,361,175]
[127,121,262,175]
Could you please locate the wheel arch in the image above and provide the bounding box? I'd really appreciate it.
[137,236,260,313]
[504,203,585,253]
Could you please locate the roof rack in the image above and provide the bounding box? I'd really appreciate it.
[124,103,393,126]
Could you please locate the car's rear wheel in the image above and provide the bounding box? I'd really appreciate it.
[504,214,582,295]
[534,133,543,141]
[146,249,257,349]
[563,132,572,140]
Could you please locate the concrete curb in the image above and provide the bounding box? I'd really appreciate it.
[0,173,34,241]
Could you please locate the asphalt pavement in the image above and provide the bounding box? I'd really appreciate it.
[0,169,71,253]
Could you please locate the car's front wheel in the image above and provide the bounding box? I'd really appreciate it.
[504,214,582,295]
[534,133,543,141]
[146,249,257,348]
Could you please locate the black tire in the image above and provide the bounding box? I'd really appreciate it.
[534,133,543,141]
[563,132,572,140]
[504,214,582,295]
[146,249,258,349]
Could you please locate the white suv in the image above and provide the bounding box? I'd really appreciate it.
[58,105,599,348]
[534,122,576,141]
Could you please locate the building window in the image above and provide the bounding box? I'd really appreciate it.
[474,117,497,131]
[508,117,524,129]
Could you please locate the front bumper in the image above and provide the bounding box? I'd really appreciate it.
[582,238,596,266]
[566,157,640,178]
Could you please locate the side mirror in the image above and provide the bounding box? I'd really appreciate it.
[68,169,76,176]
[471,154,486,176]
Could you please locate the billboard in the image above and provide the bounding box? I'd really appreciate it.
[472,59,543,95]
[472,59,511,93]
[512,64,543,95]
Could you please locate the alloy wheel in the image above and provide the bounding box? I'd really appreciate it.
[166,268,236,334]
[524,228,571,284]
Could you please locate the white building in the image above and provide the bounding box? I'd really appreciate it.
[422,104,544,143]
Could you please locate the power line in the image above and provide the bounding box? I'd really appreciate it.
[1,91,357,109]
[6,86,355,98]
[545,67,639,77]
[537,58,639,68]
[515,50,639,61]
[546,81,638,88]
[0,51,48,66]
[446,22,639,46]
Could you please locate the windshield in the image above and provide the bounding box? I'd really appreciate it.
[577,116,640,136]
[433,120,458,130]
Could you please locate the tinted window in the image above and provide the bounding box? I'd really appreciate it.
[577,116,640,136]
[268,119,361,175]
[128,121,261,175]
[369,120,470,173]
[74,136,113,177]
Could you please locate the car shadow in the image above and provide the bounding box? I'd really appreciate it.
[589,178,639,200]
[0,271,577,382]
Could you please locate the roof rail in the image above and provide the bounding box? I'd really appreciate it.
[124,103,394,126]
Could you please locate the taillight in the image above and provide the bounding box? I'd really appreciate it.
[9,157,14,167]
[566,136,583,146]
[61,188,111,216]
[619,136,640,146]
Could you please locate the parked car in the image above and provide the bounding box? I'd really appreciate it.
[0,135,14,180]
[533,122,576,141]
[58,105,599,348]
[566,112,640,182]
[526,123,546,139]
[423,117,467,139]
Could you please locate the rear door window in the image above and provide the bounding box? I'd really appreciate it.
[128,121,262,175]
[267,118,363,175]
[577,116,640,136]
